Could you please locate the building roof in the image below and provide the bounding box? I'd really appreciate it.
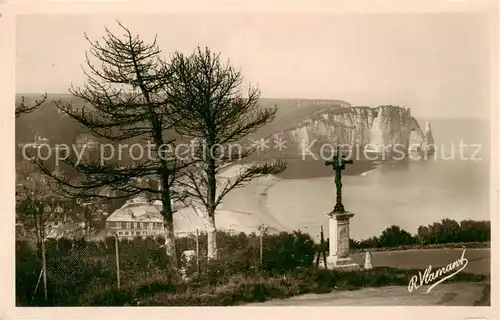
[106,197,209,233]
[45,222,86,239]
[106,201,164,223]
[106,196,263,234]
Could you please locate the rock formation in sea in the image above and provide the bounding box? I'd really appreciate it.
[423,120,436,155]
[248,101,434,160]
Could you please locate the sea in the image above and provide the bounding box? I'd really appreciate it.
[223,118,492,241]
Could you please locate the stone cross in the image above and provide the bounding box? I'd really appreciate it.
[325,146,353,213]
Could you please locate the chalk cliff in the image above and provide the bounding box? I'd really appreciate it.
[15,95,435,162]
[251,103,434,159]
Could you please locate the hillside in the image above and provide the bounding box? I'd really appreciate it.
[14,94,351,146]
[15,94,437,177]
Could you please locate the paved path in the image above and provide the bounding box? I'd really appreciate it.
[350,248,490,275]
[249,282,490,306]
[249,248,490,306]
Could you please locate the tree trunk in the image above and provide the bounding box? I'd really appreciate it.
[164,222,177,267]
[207,216,217,260]
[206,153,218,260]
[161,182,178,268]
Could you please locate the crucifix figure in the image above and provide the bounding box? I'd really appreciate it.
[325,146,353,213]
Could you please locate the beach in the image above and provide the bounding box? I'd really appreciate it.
[219,154,489,241]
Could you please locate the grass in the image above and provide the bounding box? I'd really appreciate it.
[83,266,487,306]
[16,223,491,306]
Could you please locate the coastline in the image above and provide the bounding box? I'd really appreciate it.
[275,158,382,179]
[218,157,403,238]
[219,153,489,242]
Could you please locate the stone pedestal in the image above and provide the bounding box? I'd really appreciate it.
[326,211,359,270]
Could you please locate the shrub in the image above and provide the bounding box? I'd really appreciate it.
[16,229,316,305]
[459,220,490,243]
[415,219,490,245]
[353,219,490,250]
[261,231,315,275]
[377,225,416,248]
[15,240,41,305]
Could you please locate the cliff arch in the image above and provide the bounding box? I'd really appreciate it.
[368,106,435,156]
[407,117,435,155]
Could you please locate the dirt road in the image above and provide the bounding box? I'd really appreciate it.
[249,248,490,306]
[350,248,490,275]
[248,281,490,306]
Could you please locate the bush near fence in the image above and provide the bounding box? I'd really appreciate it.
[16,230,316,306]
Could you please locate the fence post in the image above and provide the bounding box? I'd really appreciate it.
[315,230,320,268]
[32,267,43,302]
[115,234,121,289]
[321,225,327,268]
[41,237,47,301]
[195,229,200,274]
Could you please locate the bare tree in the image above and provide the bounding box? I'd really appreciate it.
[32,22,186,268]
[15,93,47,118]
[16,176,52,301]
[162,47,286,259]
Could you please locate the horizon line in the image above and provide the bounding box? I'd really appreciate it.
[13,92,489,120]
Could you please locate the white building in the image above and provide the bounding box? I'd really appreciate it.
[75,133,99,150]
[105,196,165,239]
[105,193,264,239]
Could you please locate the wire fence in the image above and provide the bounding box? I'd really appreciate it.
[16,226,322,305]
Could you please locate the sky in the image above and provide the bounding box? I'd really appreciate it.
[15,13,493,119]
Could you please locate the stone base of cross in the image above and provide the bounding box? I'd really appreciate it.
[325,210,359,270]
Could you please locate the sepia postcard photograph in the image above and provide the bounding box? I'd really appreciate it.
[1,1,499,319]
